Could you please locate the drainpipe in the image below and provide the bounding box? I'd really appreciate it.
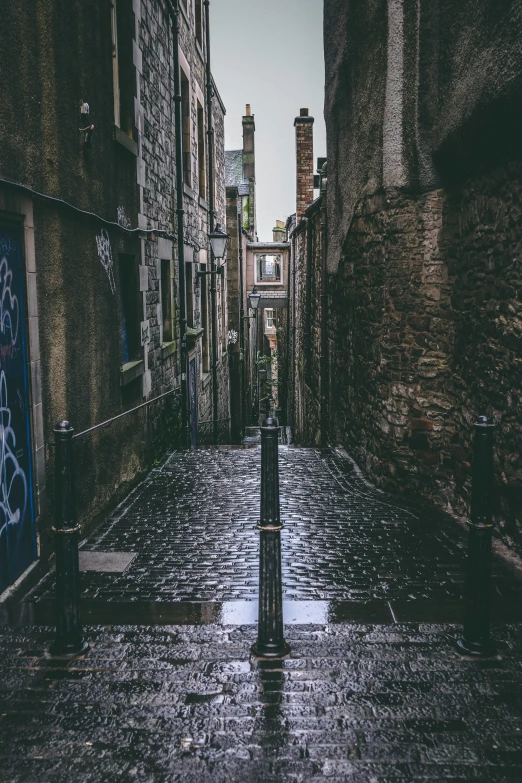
[204,0,219,446]
[287,231,297,434]
[238,210,245,439]
[319,164,328,448]
[285,230,294,442]
[167,0,189,449]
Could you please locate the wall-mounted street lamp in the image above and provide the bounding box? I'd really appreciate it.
[248,286,261,312]
[242,287,261,320]
[209,223,229,262]
[198,223,229,281]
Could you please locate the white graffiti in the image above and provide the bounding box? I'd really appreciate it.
[117,206,131,229]
[0,370,27,542]
[0,238,17,256]
[95,229,116,294]
[0,256,20,352]
[228,329,238,345]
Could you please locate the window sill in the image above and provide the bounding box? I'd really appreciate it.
[199,195,209,210]
[201,371,211,388]
[184,183,195,200]
[161,340,177,360]
[120,359,144,386]
[186,326,204,345]
[113,125,138,156]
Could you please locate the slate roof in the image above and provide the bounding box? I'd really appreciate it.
[225,150,243,187]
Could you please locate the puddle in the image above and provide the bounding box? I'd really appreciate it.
[3,597,519,628]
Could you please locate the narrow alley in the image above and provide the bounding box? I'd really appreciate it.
[1,0,522,780]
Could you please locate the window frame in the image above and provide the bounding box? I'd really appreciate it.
[254,253,284,286]
[180,68,192,188]
[118,254,141,366]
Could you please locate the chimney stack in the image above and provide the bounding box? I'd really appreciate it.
[242,104,256,237]
[294,108,314,222]
[272,219,286,243]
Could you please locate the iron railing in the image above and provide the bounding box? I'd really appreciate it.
[196,418,231,446]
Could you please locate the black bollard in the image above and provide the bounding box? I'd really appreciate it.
[50,421,89,657]
[458,415,496,657]
[251,416,290,658]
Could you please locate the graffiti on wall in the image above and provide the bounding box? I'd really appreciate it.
[0,256,20,361]
[0,370,28,546]
[0,233,31,589]
[96,229,116,294]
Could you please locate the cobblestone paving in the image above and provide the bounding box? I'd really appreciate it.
[0,623,522,782]
[29,445,522,606]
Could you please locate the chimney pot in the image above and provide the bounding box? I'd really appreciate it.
[246,104,251,116]
[300,108,309,117]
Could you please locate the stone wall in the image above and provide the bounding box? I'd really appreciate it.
[315,0,522,555]
[138,0,228,443]
[329,164,522,553]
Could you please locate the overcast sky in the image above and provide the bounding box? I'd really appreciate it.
[210,0,326,242]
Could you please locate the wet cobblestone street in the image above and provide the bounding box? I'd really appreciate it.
[2,443,522,781]
[28,445,522,608]
[1,623,522,782]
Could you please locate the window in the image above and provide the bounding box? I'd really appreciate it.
[200,264,210,372]
[195,0,203,46]
[110,0,136,139]
[255,254,283,284]
[119,255,140,364]
[197,102,206,199]
[181,70,191,187]
[265,309,274,330]
[185,261,194,327]
[161,259,173,343]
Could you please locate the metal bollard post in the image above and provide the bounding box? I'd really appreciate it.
[458,415,496,657]
[50,421,89,657]
[251,415,290,658]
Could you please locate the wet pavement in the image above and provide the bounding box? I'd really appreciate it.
[2,442,522,780]
[1,622,522,781]
[25,444,522,613]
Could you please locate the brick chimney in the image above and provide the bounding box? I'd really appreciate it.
[242,104,256,237]
[294,108,314,222]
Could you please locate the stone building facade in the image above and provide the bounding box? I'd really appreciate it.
[292,0,522,555]
[225,107,258,440]
[0,0,228,593]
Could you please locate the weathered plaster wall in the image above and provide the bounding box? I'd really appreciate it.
[0,0,144,556]
[324,0,522,273]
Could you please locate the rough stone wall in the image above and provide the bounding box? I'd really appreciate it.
[330,166,522,553]
[290,205,323,446]
[319,0,522,555]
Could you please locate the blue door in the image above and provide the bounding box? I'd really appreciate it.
[189,358,197,449]
[0,222,36,592]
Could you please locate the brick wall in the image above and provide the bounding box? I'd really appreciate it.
[295,110,314,223]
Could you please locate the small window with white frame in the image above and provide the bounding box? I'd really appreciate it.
[265,309,274,330]
[255,253,283,285]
